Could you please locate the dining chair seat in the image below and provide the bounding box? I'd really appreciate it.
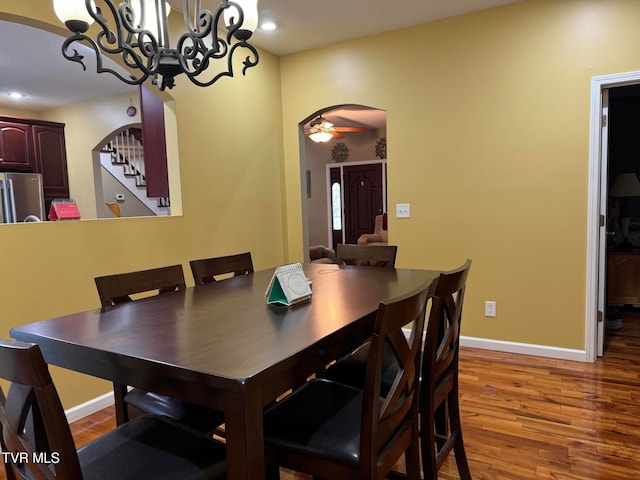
[124,389,225,433]
[264,379,366,467]
[77,415,227,480]
[0,339,227,480]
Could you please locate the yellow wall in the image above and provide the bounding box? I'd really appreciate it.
[2,0,640,409]
[280,0,640,350]
[0,1,285,408]
[0,106,41,118]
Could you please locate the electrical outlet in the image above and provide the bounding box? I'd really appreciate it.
[396,203,411,218]
[485,301,497,317]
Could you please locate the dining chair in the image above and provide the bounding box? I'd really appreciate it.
[189,251,254,285]
[419,260,472,480]
[262,280,433,480]
[94,264,186,306]
[0,339,227,480]
[335,243,398,268]
[94,265,224,433]
[319,260,473,480]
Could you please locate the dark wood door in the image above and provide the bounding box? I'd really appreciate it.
[0,121,33,171]
[343,163,384,244]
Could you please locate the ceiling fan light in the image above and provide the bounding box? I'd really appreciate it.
[309,116,336,142]
[224,0,259,40]
[309,131,334,143]
[53,0,96,33]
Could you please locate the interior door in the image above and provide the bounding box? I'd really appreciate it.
[597,88,610,357]
[343,163,384,244]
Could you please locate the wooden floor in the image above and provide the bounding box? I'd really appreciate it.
[3,313,640,479]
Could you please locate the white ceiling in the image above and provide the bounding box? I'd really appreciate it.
[227,0,523,57]
[0,0,522,115]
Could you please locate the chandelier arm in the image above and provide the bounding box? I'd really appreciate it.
[181,41,259,87]
[176,31,229,70]
[61,34,150,85]
[225,0,246,38]
[86,2,161,78]
[174,6,228,77]
[238,44,259,75]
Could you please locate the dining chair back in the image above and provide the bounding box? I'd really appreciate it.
[420,259,472,480]
[263,280,432,479]
[0,339,81,479]
[335,243,398,268]
[189,251,254,285]
[94,264,186,306]
[0,339,227,480]
[94,265,223,432]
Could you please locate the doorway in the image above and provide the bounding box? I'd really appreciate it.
[602,85,640,354]
[588,70,640,361]
[300,105,387,258]
[327,161,387,250]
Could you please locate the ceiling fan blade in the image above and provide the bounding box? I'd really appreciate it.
[332,131,344,139]
[334,126,369,133]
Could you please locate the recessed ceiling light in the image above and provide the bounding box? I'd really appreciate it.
[7,92,26,100]
[260,21,277,31]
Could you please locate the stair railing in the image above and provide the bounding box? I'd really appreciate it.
[103,129,146,187]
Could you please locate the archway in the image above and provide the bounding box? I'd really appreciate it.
[299,104,387,260]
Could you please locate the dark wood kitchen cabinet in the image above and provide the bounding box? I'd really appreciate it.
[0,120,33,171]
[31,123,69,213]
[0,116,69,215]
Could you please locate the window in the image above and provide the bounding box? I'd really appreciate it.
[331,182,342,230]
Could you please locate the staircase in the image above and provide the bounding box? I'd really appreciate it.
[100,128,170,216]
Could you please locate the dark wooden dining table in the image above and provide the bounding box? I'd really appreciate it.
[10,263,440,480]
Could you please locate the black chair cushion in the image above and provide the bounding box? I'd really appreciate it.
[125,389,224,433]
[77,415,226,480]
[321,341,399,396]
[264,379,368,468]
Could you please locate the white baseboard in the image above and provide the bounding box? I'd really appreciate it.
[65,391,114,424]
[63,337,587,424]
[460,336,588,362]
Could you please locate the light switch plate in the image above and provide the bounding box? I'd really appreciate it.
[396,203,411,218]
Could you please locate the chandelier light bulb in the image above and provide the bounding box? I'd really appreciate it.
[53,0,96,33]
[224,0,259,40]
[129,0,172,47]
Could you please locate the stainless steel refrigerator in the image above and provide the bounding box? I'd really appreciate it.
[0,172,45,223]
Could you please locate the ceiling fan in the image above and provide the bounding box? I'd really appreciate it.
[306,115,368,143]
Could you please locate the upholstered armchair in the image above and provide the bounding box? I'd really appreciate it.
[309,245,336,263]
[357,213,388,246]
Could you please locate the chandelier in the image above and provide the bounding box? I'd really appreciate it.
[53,0,260,90]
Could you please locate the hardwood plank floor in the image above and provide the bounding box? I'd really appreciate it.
[2,315,639,479]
